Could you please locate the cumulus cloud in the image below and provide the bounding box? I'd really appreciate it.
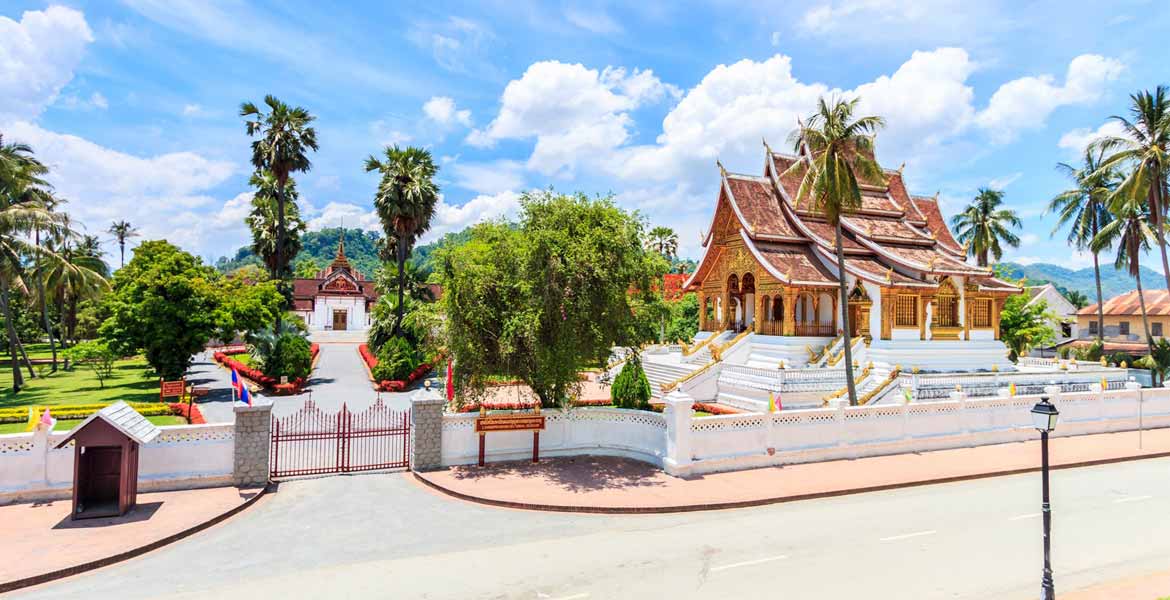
[975,54,1125,143]
[564,7,622,34]
[450,160,525,195]
[1057,120,1127,155]
[423,96,472,127]
[0,6,93,121]
[304,201,380,231]
[418,191,522,245]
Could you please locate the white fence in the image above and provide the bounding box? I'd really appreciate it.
[441,408,667,467]
[0,424,235,503]
[441,384,1170,478]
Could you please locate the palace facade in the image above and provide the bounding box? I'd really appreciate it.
[292,235,378,331]
[682,142,1022,370]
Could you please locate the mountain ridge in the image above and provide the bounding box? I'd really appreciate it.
[997,261,1163,300]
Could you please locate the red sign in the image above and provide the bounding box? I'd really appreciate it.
[160,380,185,399]
[475,414,546,433]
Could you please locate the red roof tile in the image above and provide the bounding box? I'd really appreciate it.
[1078,289,1170,317]
[911,195,963,254]
[725,174,800,239]
[753,242,838,287]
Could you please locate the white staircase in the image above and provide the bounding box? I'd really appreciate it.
[682,330,732,365]
[641,361,695,400]
[866,339,1013,372]
[735,335,835,369]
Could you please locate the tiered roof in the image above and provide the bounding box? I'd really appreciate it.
[292,232,378,310]
[684,144,1021,294]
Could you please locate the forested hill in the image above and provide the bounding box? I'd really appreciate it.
[997,261,1163,299]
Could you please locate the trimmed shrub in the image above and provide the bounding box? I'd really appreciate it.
[371,336,421,382]
[611,355,652,410]
[269,334,312,381]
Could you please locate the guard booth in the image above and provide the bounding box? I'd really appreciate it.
[55,401,161,520]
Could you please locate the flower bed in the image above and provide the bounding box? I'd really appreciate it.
[455,397,613,413]
[0,402,176,424]
[168,402,206,424]
[358,343,435,392]
[213,343,319,393]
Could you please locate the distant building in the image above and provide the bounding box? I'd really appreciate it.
[1025,284,1078,354]
[1071,289,1170,355]
[292,233,378,331]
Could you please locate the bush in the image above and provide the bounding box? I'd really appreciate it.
[65,340,118,388]
[268,334,312,381]
[371,336,422,382]
[1074,340,1105,362]
[611,355,652,410]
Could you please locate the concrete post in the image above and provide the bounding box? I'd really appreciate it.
[410,388,445,472]
[663,391,694,477]
[233,399,273,487]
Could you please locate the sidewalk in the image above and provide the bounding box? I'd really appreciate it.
[1064,568,1170,599]
[0,486,263,592]
[415,427,1170,513]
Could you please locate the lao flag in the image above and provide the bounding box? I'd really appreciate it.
[231,369,242,398]
[239,385,252,406]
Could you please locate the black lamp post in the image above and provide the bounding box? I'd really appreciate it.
[1031,397,1060,600]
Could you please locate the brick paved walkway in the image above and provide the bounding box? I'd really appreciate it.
[416,427,1170,512]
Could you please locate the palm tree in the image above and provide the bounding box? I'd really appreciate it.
[646,226,679,259]
[364,146,439,336]
[246,170,306,279]
[784,96,885,406]
[951,188,1021,267]
[1095,86,1170,292]
[1092,195,1156,356]
[41,228,109,363]
[1047,147,1118,342]
[107,220,139,268]
[240,95,318,331]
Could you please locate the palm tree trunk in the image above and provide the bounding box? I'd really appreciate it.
[1092,251,1105,343]
[1156,173,1170,292]
[1135,267,1155,357]
[835,221,858,406]
[15,336,35,379]
[35,229,58,372]
[395,234,406,337]
[0,283,25,392]
[119,239,125,268]
[274,183,287,333]
[57,294,71,370]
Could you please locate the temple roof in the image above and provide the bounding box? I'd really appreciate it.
[292,234,379,305]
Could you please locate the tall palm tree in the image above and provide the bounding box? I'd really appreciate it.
[646,226,679,259]
[107,220,139,268]
[1095,85,1170,292]
[364,146,439,336]
[1047,147,1118,343]
[246,170,306,279]
[784,96,885,406]
[951,188,1021,267]
[41,229,109,362]
[1093,195,1156,356]
[240,95,318,331]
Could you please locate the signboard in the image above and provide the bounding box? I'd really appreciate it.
[160,380,185,400]
[475,414,546,434]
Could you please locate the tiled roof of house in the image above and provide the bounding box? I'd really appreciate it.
[1078,289,1170,317]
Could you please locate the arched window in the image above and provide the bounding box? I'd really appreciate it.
[741,272,756,294]
[727,274,740,294]
[773,297,784,324]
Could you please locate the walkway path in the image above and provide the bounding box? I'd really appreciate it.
[19,457,1170,599]
[187,351,237,424]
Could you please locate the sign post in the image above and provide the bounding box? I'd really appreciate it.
[475,403,546,467]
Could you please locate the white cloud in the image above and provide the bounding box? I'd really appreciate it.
[419,191,522,245]
[975,54,1125,143]
[182,103,203,116]
[564,7,622,34]
[55,91,109,112]
[450,160,525,195]
[369,120,412,146]
[1057,120,1127,155]
[304,201,380,231]
[423,96,472,127]
[0,6,94,120]
[406,16,495,75]
[770,31,782,46]
[988,172,1022,190]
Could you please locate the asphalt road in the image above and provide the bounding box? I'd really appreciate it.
[15,456,1170,599]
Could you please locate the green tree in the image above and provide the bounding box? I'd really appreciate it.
[665,292,700,342]
[294,257,321,278]
[66,340,117,388]
[107,220,139,268]
[246,171,306,280]
[439,191,666,408]
[611,353,652,410]
[952,188,1021,267]
[40,231,110,365]
[1047,147,1118,342]
[1000,295,1057,360]
[646,226,679,259]
[240,95,318,331]
[1092,195,1157,356]
[1094,85,1170,292]
[365,146,439,337]
[785,96,885,406]
[1064,289,1090,309]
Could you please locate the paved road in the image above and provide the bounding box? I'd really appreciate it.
[16,457,1170,599]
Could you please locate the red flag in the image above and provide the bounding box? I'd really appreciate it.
[446,360,454,401]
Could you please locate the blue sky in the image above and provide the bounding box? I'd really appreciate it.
[2,1,1168,269]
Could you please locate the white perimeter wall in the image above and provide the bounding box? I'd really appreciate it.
[0,424,234,503]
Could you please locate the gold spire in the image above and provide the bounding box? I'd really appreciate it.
[717,158,727,177]
[331,228,351,271]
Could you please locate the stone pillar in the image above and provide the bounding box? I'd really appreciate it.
[411,388,445,472]
[783,288,797,336]
[698,291,708,332]
[233,399,273,487]
[663,391,694,477]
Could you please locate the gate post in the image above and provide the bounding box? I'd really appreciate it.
[234,398,274,487]
[663,390,694,477]
[410,388,445,472]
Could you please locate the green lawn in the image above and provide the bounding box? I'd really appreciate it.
[0,356,164,408]
[0,414,186,435]
[0,342,58,361]
[231,353,256,367]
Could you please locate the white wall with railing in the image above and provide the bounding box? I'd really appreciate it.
[0,424,235,503]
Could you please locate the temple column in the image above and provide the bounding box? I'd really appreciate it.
[723,288,732,330]
[993,297,1005,340]
[919,294,934,341]
[698,291,708,332]
[754,292,764,334]
[880,288,893,340]
[783,288,797,336]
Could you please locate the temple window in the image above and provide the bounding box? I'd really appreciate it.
[971,298,992,328]
[894,295,917,327]
[932,279,960,328]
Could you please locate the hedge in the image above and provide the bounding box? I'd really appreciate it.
[0,402,189,425]
[169,402,206,424]
[358,343,434,392]
[456,397,613,413]
[214,343,319,392]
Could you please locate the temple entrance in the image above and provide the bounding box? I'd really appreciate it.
[332,309,348,331]
[847,283,872,338]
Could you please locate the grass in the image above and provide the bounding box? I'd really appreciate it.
[0,414,186,435]
[231,353,256,367]
[0,342,58,361]
[0,356,164,408]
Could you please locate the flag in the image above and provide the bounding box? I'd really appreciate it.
[230,369,242,399]
[902,387,913,404]
[446,360,454,402]
[768,391,775,413]
[239,385,252,406]
[775,388,782,411]
[1009,382,1016,397]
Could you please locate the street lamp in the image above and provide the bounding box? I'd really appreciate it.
[1031,397,1060,600]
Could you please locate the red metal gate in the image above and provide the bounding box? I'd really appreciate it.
[270,398,410,478]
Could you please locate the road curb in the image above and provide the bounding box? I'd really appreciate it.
[413,450,1170,515]
[0,485,270,594]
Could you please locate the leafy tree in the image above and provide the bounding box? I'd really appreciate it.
[952,188,1021,267]
[1001,295,1057,360]
[1063,289,1090,309]
[107,220,139,268]
[611,354,652,409]
[646,226,679,259]
[246,170,306,280]
[1095,85,1170,292]
[66,340,117,388]
[665,292,700,342]
[294,257,321,278]
[439,191,666,408]
[365,146,439,336]
[1048,147,1118,341]
[215,269,283,342]
[1092,194,1157,356]
[240,95,318,331]
[785,96,884,406]
[371,335,422,381]
[39,230,110,365]
[1136,337,1170,386]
